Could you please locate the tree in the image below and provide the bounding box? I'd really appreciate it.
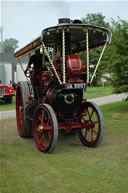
[109,18,128,94]
[81,14,128,95]
[82,12,110,28]
[3,38,19,53]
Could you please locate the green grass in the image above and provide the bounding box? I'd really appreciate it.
[0,101,128,193]
[0,91,16,111]
[85,86,113,99]
[0,87,113,111]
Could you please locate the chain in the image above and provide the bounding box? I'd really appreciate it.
[62,29,66,84]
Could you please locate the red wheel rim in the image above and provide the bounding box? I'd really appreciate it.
[34,107,53,152]
[79,105,100,145]
[16,85,23,135]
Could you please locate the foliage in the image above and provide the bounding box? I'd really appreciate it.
[81,13,128,95]
[3,38,19,53]
[81,12,110,28]
[108,18,128,94]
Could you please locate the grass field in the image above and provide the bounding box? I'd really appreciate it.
[0,91,16,111]
[0,101,128,193]
[0,86,113,111]
[85,86,113,99]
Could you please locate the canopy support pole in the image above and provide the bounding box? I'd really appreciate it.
[90,42,107,84]
[86,29,90,84]
[62,28,66,84]
[42,47,45,68]
[41,42,62,85]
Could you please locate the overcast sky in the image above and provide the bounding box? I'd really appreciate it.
[1,0,128,47]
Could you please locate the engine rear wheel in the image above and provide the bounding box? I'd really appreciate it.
[16,81,33,137]
[78,101,104,147]
[33,104,58,153]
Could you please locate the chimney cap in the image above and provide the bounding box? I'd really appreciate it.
[58,18,71,24]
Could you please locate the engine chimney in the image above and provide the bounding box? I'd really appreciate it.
[58,18,71,24]
[58,18,71,56]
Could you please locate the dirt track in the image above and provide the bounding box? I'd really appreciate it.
[0,93,126,120]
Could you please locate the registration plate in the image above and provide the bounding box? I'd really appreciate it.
[65,83,87,89]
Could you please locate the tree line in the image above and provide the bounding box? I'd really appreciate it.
[1,13,128,95]
[82,13,128,95]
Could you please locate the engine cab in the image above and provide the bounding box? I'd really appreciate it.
[14,17,112,115]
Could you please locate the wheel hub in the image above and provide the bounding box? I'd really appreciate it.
[19,106,22,111]
[38,125,44,132]
[86,120,95,129]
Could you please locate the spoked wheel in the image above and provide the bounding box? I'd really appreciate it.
[33,104,58,153]
[78,101,104,147]
[16,81,33,137]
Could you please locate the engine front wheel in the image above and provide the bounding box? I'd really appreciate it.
[33,104,58,153]
[78,101,104,147]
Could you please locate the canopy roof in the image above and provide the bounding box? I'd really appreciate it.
[14,34,41,57]
[14,23,112,58]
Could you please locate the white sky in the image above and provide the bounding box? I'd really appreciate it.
[1,0,128,47]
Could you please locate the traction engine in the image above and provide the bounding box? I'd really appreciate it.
[14,18,112,153]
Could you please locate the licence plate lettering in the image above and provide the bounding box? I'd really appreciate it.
[65,83,87,89]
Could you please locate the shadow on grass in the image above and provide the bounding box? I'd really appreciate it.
[0,118,102,155]
[25,130,83,154]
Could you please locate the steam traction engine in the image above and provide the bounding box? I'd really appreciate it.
[14,18,112,153]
